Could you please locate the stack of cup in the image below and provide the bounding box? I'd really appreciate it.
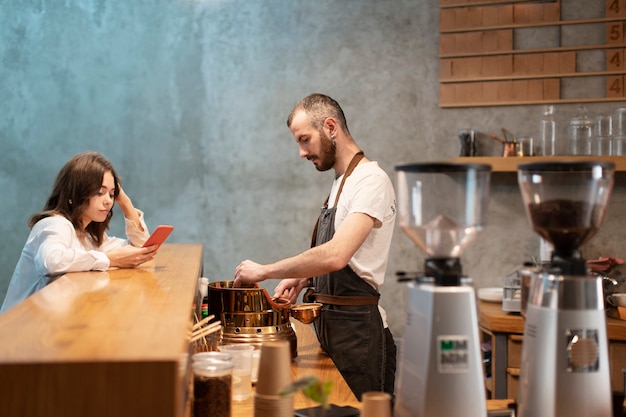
[218,344,254,401]
[254,340,293,417]
[361,391,393,417]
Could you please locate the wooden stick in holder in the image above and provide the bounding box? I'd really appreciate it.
[190,321,222,343]
[192,314,215,331]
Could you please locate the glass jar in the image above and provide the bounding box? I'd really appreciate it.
[568,106,593,156]
[193,360,233,417]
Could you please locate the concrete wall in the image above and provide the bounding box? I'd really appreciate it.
[1,0,624,336]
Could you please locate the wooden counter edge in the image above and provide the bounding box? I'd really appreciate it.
[479,300,626,341]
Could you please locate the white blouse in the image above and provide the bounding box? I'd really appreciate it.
[0,212,150,313]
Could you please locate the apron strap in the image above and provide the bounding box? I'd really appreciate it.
[303,288,379,306]
[310,151,365,248]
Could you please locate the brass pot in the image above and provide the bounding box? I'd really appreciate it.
[207,281,297,358]
[208,280,291,317]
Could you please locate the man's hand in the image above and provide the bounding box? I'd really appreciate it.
[233,260,267,287]
[274,278,308,303]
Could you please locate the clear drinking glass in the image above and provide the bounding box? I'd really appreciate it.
[517,137,535,156]
[568,106,592,156]
[218,344,254,401]
[613,108,626,156]
[593,115,613,156]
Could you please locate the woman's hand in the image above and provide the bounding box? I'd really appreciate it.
[115,186,132,208]
[115,186,144,231]
[107,245,157,268]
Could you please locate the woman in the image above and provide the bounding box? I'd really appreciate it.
[1,151,158,312]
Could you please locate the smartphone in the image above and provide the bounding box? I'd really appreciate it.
[142,225,174,248]
[294,405,360,417]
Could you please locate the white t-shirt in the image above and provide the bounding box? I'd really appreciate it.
[327,161,396,325]
[0,212,150,312]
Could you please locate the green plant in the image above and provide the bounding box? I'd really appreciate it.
[279,375,334,417]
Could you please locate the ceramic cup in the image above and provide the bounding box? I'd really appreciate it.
[607,293,626,308]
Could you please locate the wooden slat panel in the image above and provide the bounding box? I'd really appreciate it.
[607,75,625,97]
[606,0,626,18]
[441,16,626,34]
[607,20,625,44]
[437,0,626,106]
[607,48,625,71]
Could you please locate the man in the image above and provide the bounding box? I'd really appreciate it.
[234,93,396,399]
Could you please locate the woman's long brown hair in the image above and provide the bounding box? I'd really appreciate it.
[29,151,121,247]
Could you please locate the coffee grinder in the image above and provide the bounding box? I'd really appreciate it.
[517,161,614,417]
[394,163,491,417]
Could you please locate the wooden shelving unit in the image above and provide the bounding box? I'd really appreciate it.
[439,0,626,107]
[446,155,626,172]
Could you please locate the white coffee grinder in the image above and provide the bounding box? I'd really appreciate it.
[517,161,614,417]
[394,163,491,417]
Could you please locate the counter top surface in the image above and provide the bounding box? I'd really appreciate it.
[479,299,626,341]
[231,319,359,417]
[231,318,515,416]
[0,243,203,362]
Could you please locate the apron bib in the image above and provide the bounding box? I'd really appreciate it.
[308,152,389,399]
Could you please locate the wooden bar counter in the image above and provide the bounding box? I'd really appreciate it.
[0,243,203,417]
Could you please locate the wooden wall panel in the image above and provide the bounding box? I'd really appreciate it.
[439,0,626,107]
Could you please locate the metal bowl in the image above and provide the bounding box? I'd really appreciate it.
[208,281,291,318]
[290,303,322,324]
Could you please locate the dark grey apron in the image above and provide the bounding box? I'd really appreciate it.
[305,152,394,400]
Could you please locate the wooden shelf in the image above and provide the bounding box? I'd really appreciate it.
[440,96,626,108]
[440,0,539,9]
[440,16,626,34]
[441,43,626,59]
[440,69,626,83]
[446,155,626,172]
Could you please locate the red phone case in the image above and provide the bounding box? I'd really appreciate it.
[143,225,174,248]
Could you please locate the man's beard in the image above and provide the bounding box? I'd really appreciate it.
[313,131,336,172]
